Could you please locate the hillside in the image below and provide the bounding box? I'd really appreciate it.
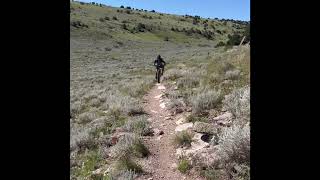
[70,2,248,45]
[70,1,250,180]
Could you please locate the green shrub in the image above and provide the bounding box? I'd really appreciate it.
[178,159,191,173]
[115,157,142,173]
[215,41,226,47]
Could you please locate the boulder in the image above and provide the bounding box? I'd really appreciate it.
[175,122,193,132]
[212,112,233,126]
[176,132,210,158]
[193,122,217,134]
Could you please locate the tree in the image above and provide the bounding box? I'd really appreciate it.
[120,5,124,8]
[122,23,128,30]
[243,23,250,43]
[227,33,242,46]
[126,6,131,9]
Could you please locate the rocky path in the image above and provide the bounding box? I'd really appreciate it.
[136,83,185,180]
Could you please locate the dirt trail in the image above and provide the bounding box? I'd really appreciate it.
[136,83,186,180]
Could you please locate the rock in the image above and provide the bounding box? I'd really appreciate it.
[110,132,127,145]
[154,94,162,99]
[92,168,102,175]
[147,178,153,180]
[186,107,192,112]
[164,117,171,120]
[193,122,217,134]
[158,85,166,90]
[151,110,158,114]
[175,122,193,132]
[175,107,184,114]
[212,112,233,122]
[153,128,164,136]
[176,132,210,158]
[191,146,220,167]
[212,112,233,126]
[176,116,187,125]
[171,163,177,169]
[160,102,166,109]
[174,86,178,90]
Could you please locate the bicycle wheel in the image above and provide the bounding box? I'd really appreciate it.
[157,68,161,83]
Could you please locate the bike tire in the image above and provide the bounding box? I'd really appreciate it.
[157,69,161,83]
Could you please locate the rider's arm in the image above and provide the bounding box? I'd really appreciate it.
[163,59,166,66]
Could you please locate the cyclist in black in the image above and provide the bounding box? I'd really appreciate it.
[154,55,166,78]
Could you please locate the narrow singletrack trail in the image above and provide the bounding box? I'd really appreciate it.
[136,83,186,180]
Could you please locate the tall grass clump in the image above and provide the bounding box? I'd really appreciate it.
[191,89,222,115]
[222,86,250,125]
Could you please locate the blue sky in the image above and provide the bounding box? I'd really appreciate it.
[78,0,250,21]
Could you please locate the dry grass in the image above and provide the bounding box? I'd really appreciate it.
[173,130,193,147]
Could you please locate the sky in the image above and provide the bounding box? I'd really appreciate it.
[78,0,250,21]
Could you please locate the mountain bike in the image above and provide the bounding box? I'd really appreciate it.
[155,66,163,83]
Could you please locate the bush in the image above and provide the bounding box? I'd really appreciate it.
[225,69,241,80]
[178,159,191,173]
[104,16,110,20]
[173,130,192,147]
[111,133,149,158]
[217,123,250,165]
[75,135,98,153]
[191,89,222,115]
[126,6,131,9]
[77,112,98,124]
[227,33,242,46]
[123,116,151,136]
[177,76,200,89]
[222,86,250,125]
[115,157,142,174]
[116,169,136,180]
[164,36,169,41]
[201,168,225,180]
[122,23,128,30]
[193,121,217,134]
[215,41,226,47]
[151,10,155,12]
[125,9,131,14]
[71,20,89,28]
[99,17,105,22]
[112,16,118,20]
[136,23,146,32]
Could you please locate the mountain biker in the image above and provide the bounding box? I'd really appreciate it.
[154,55,166,77]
